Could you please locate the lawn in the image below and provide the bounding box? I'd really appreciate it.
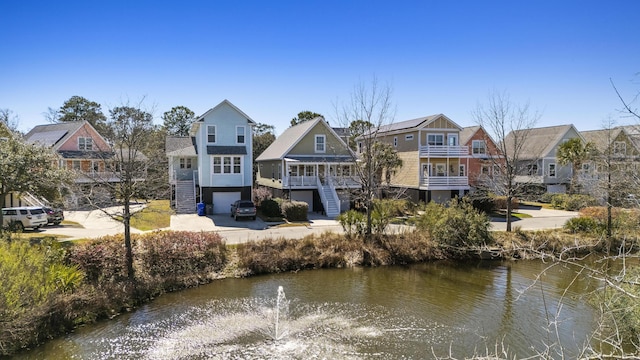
[130,200,173,231]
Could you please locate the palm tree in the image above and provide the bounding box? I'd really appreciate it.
[557,138,595,194]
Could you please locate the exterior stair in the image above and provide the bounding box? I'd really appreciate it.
[320,184,340,218]
[175,180,196,214]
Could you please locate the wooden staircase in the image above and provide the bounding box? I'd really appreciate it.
[175,180,196,214]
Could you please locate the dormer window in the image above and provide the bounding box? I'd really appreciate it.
[315,135,326,153]
[207,125,216,143]
[236,126,245,144]
[79,137,93,151]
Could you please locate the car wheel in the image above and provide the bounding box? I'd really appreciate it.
[252,216,256,220]
[12,222,24,232]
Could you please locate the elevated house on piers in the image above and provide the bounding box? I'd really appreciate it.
[255,117,359,217]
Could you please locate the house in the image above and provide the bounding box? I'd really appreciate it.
[255,117,359,217]
[504,124,582,193]
[371,114,470,203]
[459,125,503,188]
[167,99,255,214]
[23,121,121,207]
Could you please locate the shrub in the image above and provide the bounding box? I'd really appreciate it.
[468,190,496,213]
[253,187,272,207]
[66,235,129,286]
[539,192,555,203]
[337,210,366,238]
[281,200,308,221]
[415,200,492,247]
[564,216,604,234]
[260,198,282,218]
[493,196,519,210]
[550,193,598,211]
[374,198,413,217]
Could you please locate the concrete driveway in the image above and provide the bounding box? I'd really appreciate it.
[39,205,579,243]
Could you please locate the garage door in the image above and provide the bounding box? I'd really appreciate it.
[212,192,241,214]
[291,190,313,212]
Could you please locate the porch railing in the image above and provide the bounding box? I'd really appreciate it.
[419,145,468,157]
[420,176,468,187]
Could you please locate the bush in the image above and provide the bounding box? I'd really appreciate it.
[260,198,282,218]
[66,235,129,286]
[337,210,366,237]
[468,190,496,213]
[414,200,492,247]
[563,216,604,234]
[493,196,519,210]
[374,198,414,217]
[281,200,308,221]
[550,193,598,211]
[253,187,272,207]
[539,192,556,203]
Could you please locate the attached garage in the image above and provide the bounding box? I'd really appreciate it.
[291,190,313,212]
[212,192,241,214]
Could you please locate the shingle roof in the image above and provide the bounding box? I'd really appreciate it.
[581,128,624,152]
[24,121,86,148]
[503,124,576,159]
[256,118,323,161]
[166,136,197,156]
[459,126,481,145]
[206,146,247,155]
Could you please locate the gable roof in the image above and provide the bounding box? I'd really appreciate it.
[24,121,87,149]
[195,99,256,125]
[503,124,580,159]
[376,114,463,134]
[459,126,481,145]
[166,136,197,157]
[256,117,349,161]
[580,127,626,153]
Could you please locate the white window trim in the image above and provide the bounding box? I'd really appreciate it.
[78,137,93,151]
[427,133,444,146]
[447,134,458,146]
[315,135,326,153]
[212,156,242,175]
[458,164,465,177]
[236,125,246,144]
[207,125,217,144]
[472,140,487,155]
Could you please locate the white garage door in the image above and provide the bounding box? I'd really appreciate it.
[212,192,241,214]
[291,190,313,212]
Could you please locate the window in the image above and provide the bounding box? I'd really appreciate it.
[405,134,414,141]
[614,141,626,156]
[357,142,363,153]
[527,164,538,176]
[472,140,486,155]
[236,126,245,144]
[305,165,315,177]
[481,165,490,175]
[548,163,556,177]
[277,163,281,180]
[342,165,350,176]
[427,134,444,146]
[435,164,446,176]
[72,160,81,170]
[179,158,192,169]
[448,134,458,146]
[289,166,298,176]
[78,137,93,151]
[315,135,326,153]
[393,137,398,147]
[207,126,216,143]
[212,156,241,174]
[459,165,465,177]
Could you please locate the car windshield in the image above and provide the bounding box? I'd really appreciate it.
[239,202,254,208]
[30,209,45,215]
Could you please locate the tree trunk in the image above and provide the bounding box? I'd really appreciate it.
[506,194,512,232]
[123,199,134,282]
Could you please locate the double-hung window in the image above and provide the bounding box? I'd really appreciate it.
[548,163,556,177]
[472,140,486,155]
[315,135,326,153]
[427,134,444,146]
[180,158,192,169]
[79,137,93,151]
[236,126,245,144]
[207,126,216,143]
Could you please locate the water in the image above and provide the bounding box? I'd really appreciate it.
[15,260,604,359]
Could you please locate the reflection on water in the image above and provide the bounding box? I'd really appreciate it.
[16,260,603,359]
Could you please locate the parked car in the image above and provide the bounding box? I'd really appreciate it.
[230,200,257,221]
[43,207,64,225]
[1,207,48,231]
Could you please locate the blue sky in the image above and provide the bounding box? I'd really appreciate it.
[1,0,639,136]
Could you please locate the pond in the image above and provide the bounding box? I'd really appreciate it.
[16,259,603,359]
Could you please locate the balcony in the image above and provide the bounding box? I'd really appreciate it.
[419,145,468,157]
[420,176,469,189]
[281,175,361,189]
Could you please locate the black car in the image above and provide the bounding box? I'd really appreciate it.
[230,200,257,221]
[43,207,64,225]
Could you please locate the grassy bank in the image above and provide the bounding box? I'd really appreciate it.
[0,226,635,357]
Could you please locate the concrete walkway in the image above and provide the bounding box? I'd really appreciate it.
[40,205,579,244]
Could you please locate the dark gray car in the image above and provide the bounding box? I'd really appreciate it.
[230,200,256,221]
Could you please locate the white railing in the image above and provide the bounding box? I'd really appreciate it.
[283,175,319,187]
[171,169,197,183]
[419,145,468,157]
[327,177,340,213]
[420,176,468,187]
[328,175,361,188]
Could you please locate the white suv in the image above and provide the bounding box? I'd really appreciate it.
[2,207,49,231]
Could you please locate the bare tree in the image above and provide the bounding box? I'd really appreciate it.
[473,91,541,232]
[334,77,397,237]
[0,109,20,133]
